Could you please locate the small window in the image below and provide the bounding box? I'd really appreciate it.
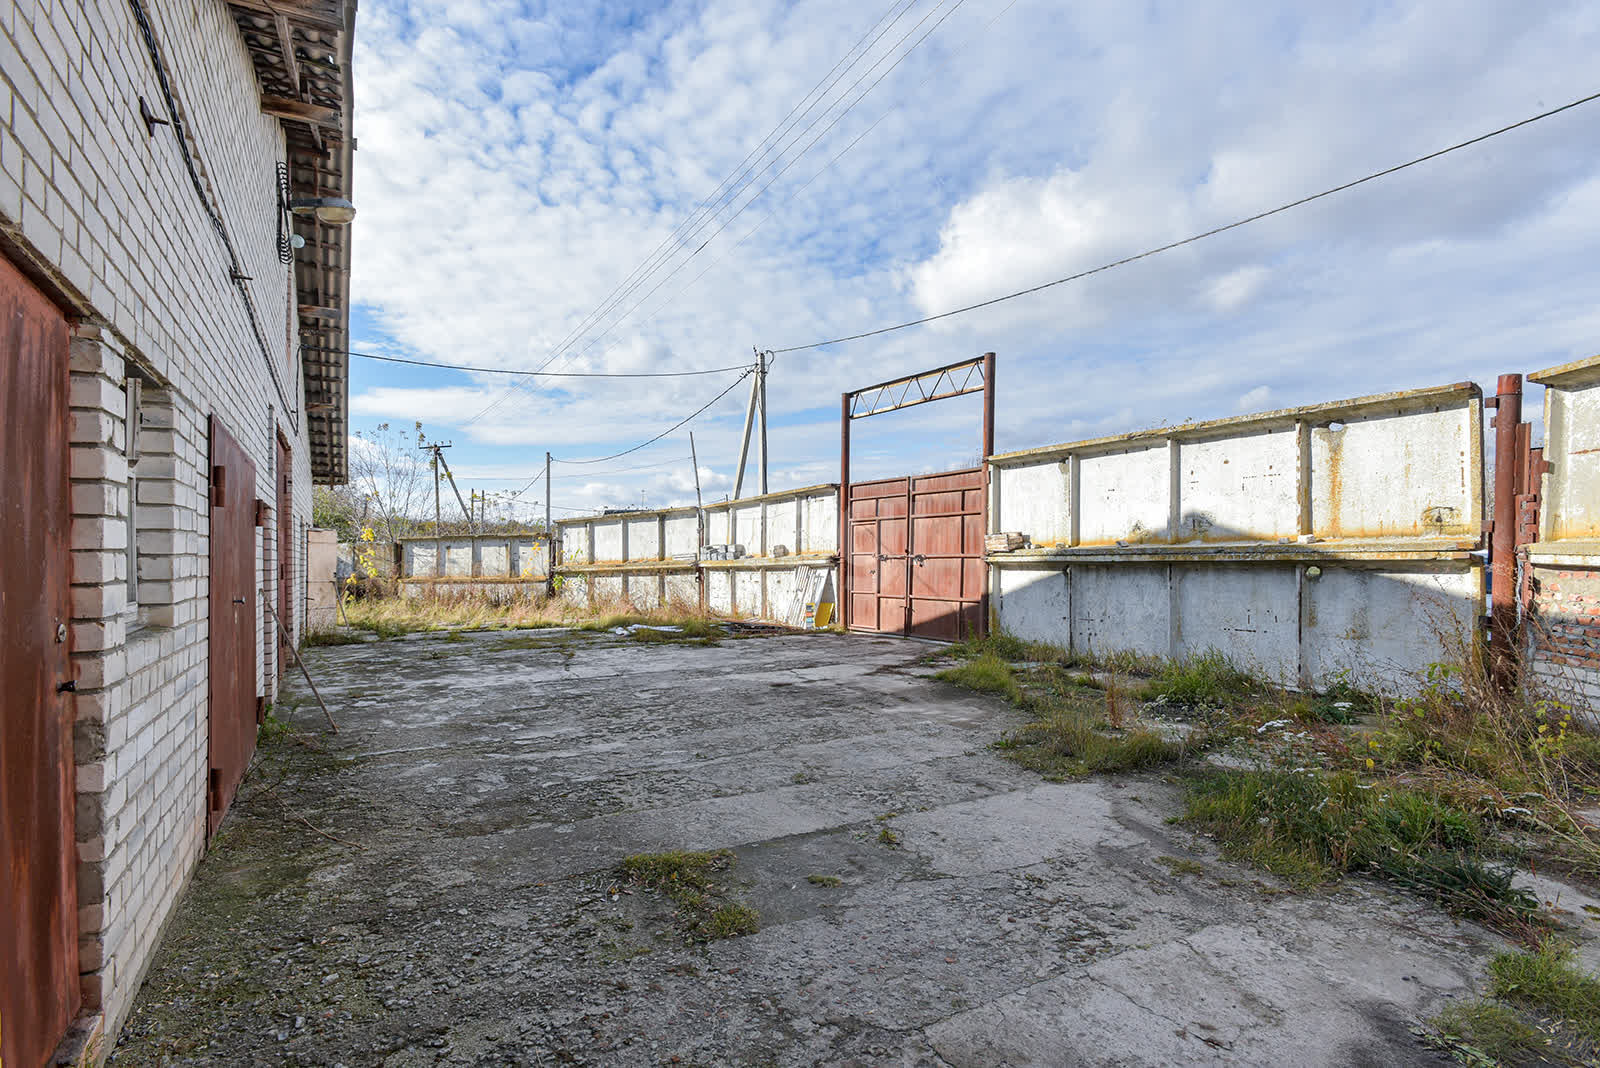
[125,375,143,608]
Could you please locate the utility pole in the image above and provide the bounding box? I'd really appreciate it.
[733,359,759,499]
[689,431,705,551]
[544,451,553,600]
[428,442,449,594]
[436,447,476,534]
[757,348,769,496]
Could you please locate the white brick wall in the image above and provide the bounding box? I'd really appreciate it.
[2,0,325,1045]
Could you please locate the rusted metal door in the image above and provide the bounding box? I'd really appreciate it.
[208,416,258,836]
[846,468,986,639]
[847,476,910,631]
[907,468,986,640]
[0,254,80,1067]
[276,433,293,677]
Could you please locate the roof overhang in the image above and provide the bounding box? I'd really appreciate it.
[226,0,356,483]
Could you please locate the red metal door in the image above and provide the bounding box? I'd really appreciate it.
[907,468,986,640]
[847,477,910,632]
[276,434,292,677]
[0,254,80,1067]
[208,416,258,836]
[847,469,986,639]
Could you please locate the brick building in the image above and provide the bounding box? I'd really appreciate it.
[0,0,355,1061]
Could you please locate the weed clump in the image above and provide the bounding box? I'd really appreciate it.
[806,874,842,887]
[617,849,759,941]
[300,628,368,648]
[935,654,1022,702]
[1182,770,1539,936]
[1487,942,1600,1039]
[1430,943,1600,1062]
[1142,650,1257,707]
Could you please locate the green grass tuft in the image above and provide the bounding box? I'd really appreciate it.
[1141,649,1257,707]
[806,874,842,887]
[617,849,758,941]
[936,654,1022,702]
[1181,770,1538,934]
[1487,942,1600,1041]
[300,628,368,647]
[1430,1001,1545,1063]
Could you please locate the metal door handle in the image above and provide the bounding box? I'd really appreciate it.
[233,597,247,604]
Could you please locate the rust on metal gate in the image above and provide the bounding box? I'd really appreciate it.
[0,253,80,1067]
[840,353,995,639]
[208,415,259,836]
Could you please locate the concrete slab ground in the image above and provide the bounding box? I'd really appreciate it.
[111,628,1506,1066]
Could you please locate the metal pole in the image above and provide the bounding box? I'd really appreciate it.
[1490,373,1522,685]
[839,390,851,632]
[979,351,996,639]
[758,349,769,496]
[733,367,758,499]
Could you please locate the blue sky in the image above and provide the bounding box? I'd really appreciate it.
[345,0,1600,522]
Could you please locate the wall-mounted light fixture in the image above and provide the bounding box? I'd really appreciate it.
[290,196,356,226]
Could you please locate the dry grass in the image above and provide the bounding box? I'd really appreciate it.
[337,592,725,640]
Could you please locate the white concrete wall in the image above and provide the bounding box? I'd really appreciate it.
[993,386,1481,549]
[553,488,840,621]
[989,385,1485,692]
[2,0,323,1040]
[401,535,549,579]
[996,560,1482,693]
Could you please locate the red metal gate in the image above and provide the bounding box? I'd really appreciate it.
[0,254,80,1067]
[847,468,986,640]
[208,416,258,835]
[276,433,293,678]
[840,353,995,641]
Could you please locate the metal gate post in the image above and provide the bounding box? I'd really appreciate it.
[1489,373,1522,684]
[980,351,995,638]
[839,390,851,631]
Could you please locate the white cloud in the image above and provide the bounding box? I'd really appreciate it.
[345,0,1600,515]
[1236,385,1272,412]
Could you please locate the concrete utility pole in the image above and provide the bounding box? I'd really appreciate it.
[544,451,554,600]
[429,442,449,593]
[689,431,705,550]
[733,363,758,500]
[757,348,768,496]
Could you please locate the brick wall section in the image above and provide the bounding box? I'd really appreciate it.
[2,0,323,1046]
[1527,564,1600,719]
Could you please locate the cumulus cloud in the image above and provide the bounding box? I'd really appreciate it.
[345,0,1600,517]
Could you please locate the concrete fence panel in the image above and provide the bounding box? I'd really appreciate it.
[989,383,1486,693]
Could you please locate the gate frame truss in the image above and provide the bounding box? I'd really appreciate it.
[839,352,996,635]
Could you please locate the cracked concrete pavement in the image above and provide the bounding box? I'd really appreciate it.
[112,627,1506,1065]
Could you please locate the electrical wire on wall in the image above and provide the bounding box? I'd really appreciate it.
[127,0,299,431]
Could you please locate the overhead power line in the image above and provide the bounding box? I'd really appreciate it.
[467,0,954,425]
[772,87,1600,355]
[533,0,920,376]
[339,349,753,378]
[555,368,754,465]
[621,0,1020,342]
[549,0,968,376]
